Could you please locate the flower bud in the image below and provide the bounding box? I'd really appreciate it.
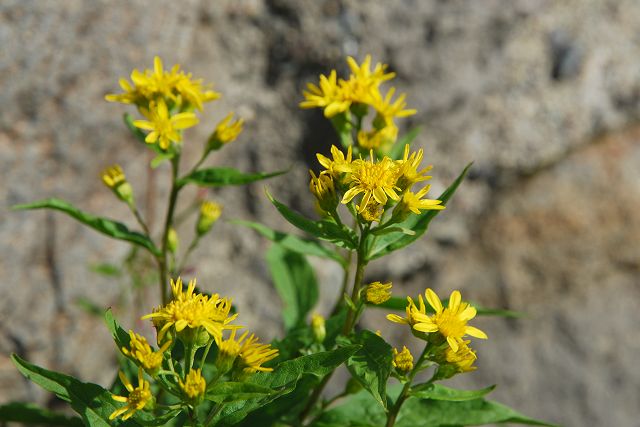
[102,164,134,206]
[167,227,179,254]
[216,330,241,375]
[311,313,326,344]
[364,281,392,305]
[179,369,206,405]
[196,201,222,236]
[309,171,338,215]
[392,346,414,374]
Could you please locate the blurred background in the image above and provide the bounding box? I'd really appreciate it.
[1,1,640,426]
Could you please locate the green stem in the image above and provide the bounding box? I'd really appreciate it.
[159,154,181,304]
[204,403,225,427]
[385,344,431,427]
[130,204,151,236]
[199,338,214,368]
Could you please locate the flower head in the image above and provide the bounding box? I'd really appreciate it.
[122,331,171,375]
[341,55,395,105]
[445,339,477,373]
[357,125,398,151]
[110,369,152,421]
[365,281,393,305]
[101,164,134,205]
[300,70,350,118]
[395,185,444,217]
[317,145,353,179]
[341,152,400,213]
[395,145,433,192]
[208,112,244,150]
[133,99,199,150]
[392,346,414,373]
[309,171,338,214]
[197,200,222,236]
[371,87,417,124]
[237,332,279,374]
[180,369,206,402]
[412,289,487,352]
[311,313,326,343]
[142,278,238,344]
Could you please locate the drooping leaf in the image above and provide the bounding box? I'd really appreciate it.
[266,191,357,249]
[206,382,276,404]
[410,383,496,401]
[12,198,160,256]
[367,163,472,260]
[177,167,286,187]
[343,331,393,409]
[213,345,360,426]
[388,126,422,160]
[0,402,83,426]
[234,220,346,266]
[266,244,319,331]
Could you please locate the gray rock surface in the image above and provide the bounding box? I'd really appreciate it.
[2,0,640,426]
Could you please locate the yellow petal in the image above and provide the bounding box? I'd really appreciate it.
[447,336,459,352]
[413,322,438,333]
[172,113,199,129]
[465,326,488,339]
[425,288,443,313]
[448,290,461,311]
[386,314,408,324]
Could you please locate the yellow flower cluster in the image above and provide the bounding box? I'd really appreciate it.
[122,331,171,375]
[142,277,238,344]
[365,281,393,305]
[106,56,220,111]
[110,369,152,421]
[312,144,444,222]
[392,346,414,373]
[180,369,207,402]
[300,55,416,151]
[388,288,487,375]
[217,329,279,375]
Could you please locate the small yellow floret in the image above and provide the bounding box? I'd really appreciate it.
[311,313,326,343]
[197,200,222,235]
[179,369,206,401]
[396,185,444,216]
[341,152,400,213]
[122,331,171,374]
[102,165,126,188]
[211,112,244,145]
[133,99,199,150]
[445,339,477,373]
[110,369,152,421]
[365,281,393,305]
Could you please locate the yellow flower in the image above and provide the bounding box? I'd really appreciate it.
[396,185,444,216]
[309,171,337,214]
[395,144,433,192]
[360,201,384,223]
[300,70,351,118]
[445,339,477,373]
[317,145,353,179]
[180,369,206,401]
[342,55,395,105]
[197,200,222,236]
[133,99,199,150]
[237,332,279,374]
[122,331,171,374]
[392,346,414,373]
[341,152,400,213]
[371,86,417,123]
[412,289,487,352]
[365,281,393,305]
[209,112,244,149]
[106,56,220,111]
[110,369,152,421]
[101,164,134,205]
[386,295,428,327]
[142,278,238,344]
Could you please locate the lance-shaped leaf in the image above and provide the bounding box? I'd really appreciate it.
[0,402,84,426]
[410,383,496,401]
[178,167,286,187]
[12,198,160,256]
[343,331,393,409]
[266,191,357,250]
[104,309,132,352]
[266,243,319,331]
[206,382,276,404]
[366,163,472,260]
[234,220,347,266]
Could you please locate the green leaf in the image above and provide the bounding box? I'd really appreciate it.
[12,354,124,426]
[150,152,173,169]
[214,345,360,426]
[104,308,131,351]
[366,163,472,260]
[388,126,421,160]
[396,397,557,427]
[206,382,276,403]
[234,220,346,266]
[410,383,496,401]
[266,244,319,331]
[309,388,385,427]
[178,167,286,187]
[12,198,160,256]
[267,191,357,249]
[0,402,84,426]
[344,331,393,409]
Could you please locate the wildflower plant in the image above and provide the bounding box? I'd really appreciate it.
[2,56,555,427]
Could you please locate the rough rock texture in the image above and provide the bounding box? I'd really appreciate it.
[2,0,640,426]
